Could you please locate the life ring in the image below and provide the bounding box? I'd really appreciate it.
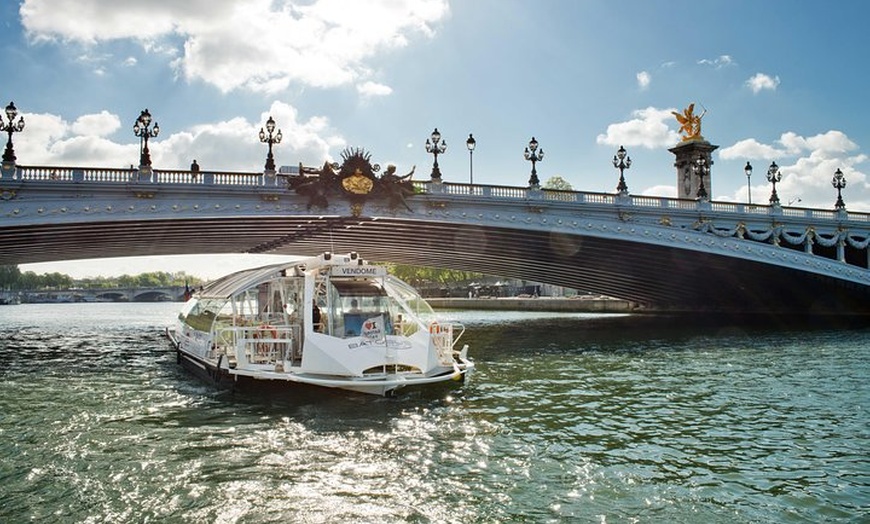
[429,322,440,334]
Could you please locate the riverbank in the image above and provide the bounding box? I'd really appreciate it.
[427,296,636,313]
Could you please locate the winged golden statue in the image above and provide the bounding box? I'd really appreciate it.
[672,103,706,141]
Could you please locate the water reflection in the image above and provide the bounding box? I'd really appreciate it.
[0,304,867,522]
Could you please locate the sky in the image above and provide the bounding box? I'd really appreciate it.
[4,0,869,279]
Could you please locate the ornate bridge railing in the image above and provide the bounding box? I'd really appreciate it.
[5,163,868,219]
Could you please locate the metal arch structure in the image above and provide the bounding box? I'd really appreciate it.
[1,163,869,316]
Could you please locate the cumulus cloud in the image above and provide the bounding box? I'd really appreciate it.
[20,0,449,95]
[720,130,858,161]
[357,81,393,98]
[16,101,345,170]
[596,107,682,149]
[721,130,868,211]
[636,71,651,90]
[70,111,121,137]
[640,184,677,198]
[746,72,780,93]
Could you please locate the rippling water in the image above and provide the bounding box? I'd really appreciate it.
[1,304,867,522]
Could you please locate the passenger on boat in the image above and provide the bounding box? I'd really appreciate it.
[312,303,323,332]
[348,299,362,314]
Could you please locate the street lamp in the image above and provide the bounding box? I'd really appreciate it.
[1,102,25,166]
[133,108,159,170]
[766,161,781,205]
[693,155,709,200]
[466,133,476,185]
[612,145,631,195]
[832,168,847,211]
[524,136,543,188]
[259,116,282,173]
[744,161,753,204]
[425,128,446,182]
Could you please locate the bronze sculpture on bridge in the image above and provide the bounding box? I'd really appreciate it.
[288,148,415,215]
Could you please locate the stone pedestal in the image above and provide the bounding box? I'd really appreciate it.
[669,139,718,200]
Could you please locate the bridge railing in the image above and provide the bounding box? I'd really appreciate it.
[7,164,869,223]
[13,165,269,186]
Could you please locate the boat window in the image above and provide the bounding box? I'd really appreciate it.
[316,279,400,339]
[230,278,303,328]
[383,276,435,334]
[181,298,225,332]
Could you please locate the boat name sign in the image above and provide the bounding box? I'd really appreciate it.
[331,265,387,277]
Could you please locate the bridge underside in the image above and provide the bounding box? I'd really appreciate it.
[2,216,867,316]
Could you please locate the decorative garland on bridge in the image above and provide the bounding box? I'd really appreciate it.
[693,221,870,251]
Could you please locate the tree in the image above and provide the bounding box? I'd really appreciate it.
[0,265,21,289]
[543,176,573,191]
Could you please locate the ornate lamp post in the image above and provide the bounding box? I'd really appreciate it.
[133,109,159,170]
[766,161,781,205]
[832,168,847,211]
[744,161,753,204]
[466,133,476,185]
[693,155,709,200]
[612,145,631,195]
[259,116,282,173]
[1,102,26,166]
[524,136,543,188]
[425,128,446,182]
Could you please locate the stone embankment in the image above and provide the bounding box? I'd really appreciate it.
[427,296,636,313]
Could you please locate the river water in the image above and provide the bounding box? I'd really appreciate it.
[0,303,867,523]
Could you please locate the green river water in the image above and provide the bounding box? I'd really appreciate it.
[1,303,867,522]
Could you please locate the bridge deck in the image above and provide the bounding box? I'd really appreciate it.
[2,165,868,315]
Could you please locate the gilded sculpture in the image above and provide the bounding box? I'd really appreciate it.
[672,103,706,141]
[288,148,416,213]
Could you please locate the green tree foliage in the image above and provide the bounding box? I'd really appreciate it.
[385,263,482,286]
[0,265,22,289]
[543,175,573,191]
[0,265,203,290]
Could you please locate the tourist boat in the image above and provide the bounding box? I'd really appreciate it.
[167,252,473,396]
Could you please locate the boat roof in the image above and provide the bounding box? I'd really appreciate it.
[195,252,377,300]
[198,261,297,299]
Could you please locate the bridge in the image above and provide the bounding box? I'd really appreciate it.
[1,154,868,316]
[13,285,187,303]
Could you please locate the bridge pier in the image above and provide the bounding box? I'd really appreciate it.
[670,139,718,200]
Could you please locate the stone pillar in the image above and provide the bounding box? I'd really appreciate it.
[669,139,718,200]
[0,162,14,179]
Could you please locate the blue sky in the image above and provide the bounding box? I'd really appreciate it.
[5,0,869,278]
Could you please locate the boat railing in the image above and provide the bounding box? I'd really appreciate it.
[429,321,466,366]
[218,325,302,368]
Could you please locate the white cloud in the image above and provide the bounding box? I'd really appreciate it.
[357,81,393,98]
[746,72,780,93]
[20,0,449,95]
[636,71,651,90]
[16,101,345,170]
[71,110,121,137]
[596,107,682,149]
[640,184,676,198]
[698,55,735,68]
[721,130,868,211]
[720,130,858,161]
[719,138,783,160]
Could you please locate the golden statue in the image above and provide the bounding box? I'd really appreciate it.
[341,167,374,195]
[672,103,706,141]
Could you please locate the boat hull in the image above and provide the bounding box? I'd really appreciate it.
[169,328,473,396]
